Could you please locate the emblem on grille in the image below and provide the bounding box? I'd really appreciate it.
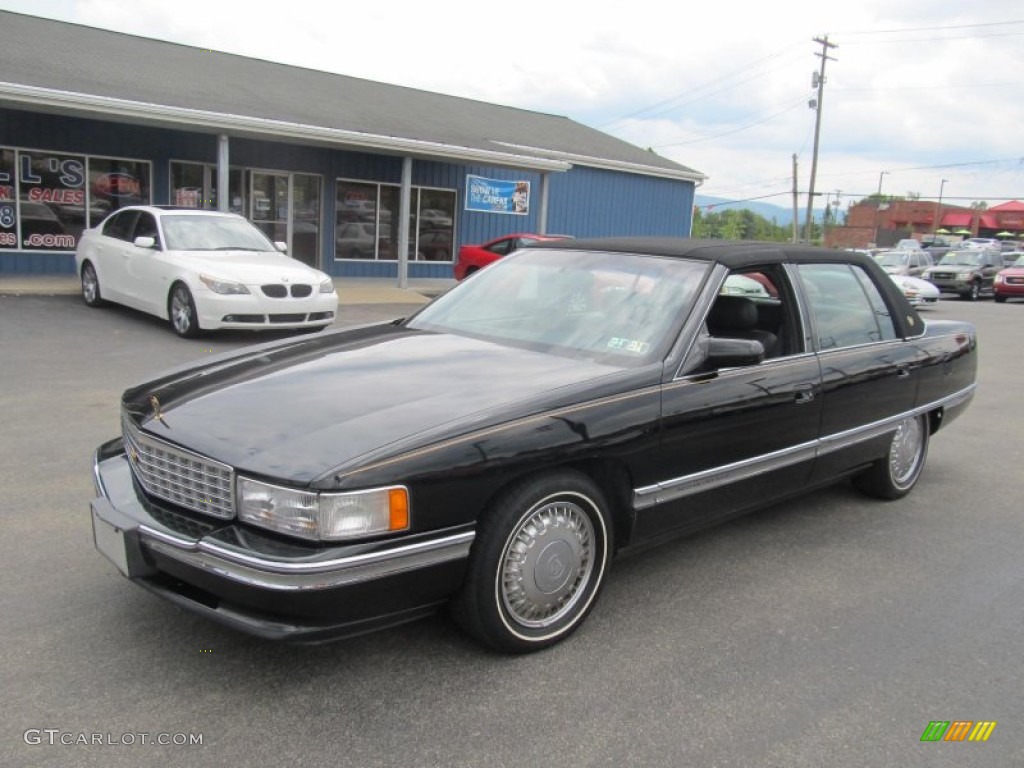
[149,394,169,428]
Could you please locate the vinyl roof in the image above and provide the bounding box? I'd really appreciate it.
[0,10,706,182]
[532,237,873,268]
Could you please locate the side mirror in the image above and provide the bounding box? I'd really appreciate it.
[707,336,764,368]
[133,236,156,249]
[274,241,288,253]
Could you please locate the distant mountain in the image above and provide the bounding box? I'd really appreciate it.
[695,195,826,226]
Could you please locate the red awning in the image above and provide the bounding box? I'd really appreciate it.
[979,214,999,229]
[941,212,972,227]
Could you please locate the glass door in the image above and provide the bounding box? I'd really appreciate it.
[250,172,289,249]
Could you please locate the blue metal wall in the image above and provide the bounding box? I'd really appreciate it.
[0,108,696,277]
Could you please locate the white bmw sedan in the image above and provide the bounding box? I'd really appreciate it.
[75,206,338,337]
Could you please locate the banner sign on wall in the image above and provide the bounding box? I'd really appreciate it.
[465,175,530,215]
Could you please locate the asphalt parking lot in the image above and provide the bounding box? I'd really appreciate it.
[1,292,1022,768]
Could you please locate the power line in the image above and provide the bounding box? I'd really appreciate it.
[651,98,807,148]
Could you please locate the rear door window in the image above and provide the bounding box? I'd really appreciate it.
[797,263,897,350]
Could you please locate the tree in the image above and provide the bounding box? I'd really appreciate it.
[969,201,988,211]
[692,207,792,242]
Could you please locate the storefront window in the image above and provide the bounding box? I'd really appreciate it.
[171,162,243,213]
[0,146,151,252]
[336,181,382,259]
[335,180,455,262]
[0,149,15,249]
[416,188,455,262]
[88,157,151,227]
[18,150,86,251]
[171,162,206,208]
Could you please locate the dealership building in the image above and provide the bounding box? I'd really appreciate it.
[0,11,705,280]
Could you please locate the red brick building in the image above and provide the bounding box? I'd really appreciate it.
[826,199,1024,249]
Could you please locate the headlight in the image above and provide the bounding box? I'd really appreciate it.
[994,274,1004,284]
[319,278,335,294]
[237,477,409,541]
[200,274,250,294]
[956,272,974,280]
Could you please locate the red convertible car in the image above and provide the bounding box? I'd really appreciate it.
[454,233,571,280]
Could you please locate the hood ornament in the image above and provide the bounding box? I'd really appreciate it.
[149,394,169,428]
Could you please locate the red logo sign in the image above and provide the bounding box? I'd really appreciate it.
[93,173,141,198]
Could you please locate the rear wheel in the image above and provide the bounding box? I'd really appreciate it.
[853,414,930,500]
[80,262,105,307]
[451,470,612,653]
[168,283,201,338]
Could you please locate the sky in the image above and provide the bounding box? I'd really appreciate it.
[2,0,1023,215]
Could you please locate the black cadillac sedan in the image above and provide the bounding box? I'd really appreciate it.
[90,239,977,653]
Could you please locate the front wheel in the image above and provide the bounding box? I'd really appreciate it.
[451,470,612,653]
[168,283,201,338]
[963,280,981,301]
[994,294,1007,304]
[853,414,930,500]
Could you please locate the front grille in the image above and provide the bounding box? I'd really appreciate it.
[123,417,234,520]
[290,284,313,298]
[261,284,287,298]
[930,273,954,280]
[269,313,307,323]
[1007,277,1024,285]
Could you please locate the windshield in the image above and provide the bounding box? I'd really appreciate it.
[938,250,983,266]
[161,215,277,252]
[407,248,709,365]
[877,252,910,267]
[1014,255,1024,267]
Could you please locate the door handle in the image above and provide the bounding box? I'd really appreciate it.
[896,365,911,379]
[794,389,815,404]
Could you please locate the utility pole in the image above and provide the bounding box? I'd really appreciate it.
[805,35,837,244]
[791,154,799,243]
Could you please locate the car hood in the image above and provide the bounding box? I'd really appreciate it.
[123,326,638,485]
[174,250,327,284]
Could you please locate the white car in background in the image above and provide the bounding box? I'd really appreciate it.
[888,273,940,307]
[76,206,337,337]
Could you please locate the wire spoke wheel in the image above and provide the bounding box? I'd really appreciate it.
[888,416,925,489]
[854,414,929,500]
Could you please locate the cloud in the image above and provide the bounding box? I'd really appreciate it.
[5,0,1023,204]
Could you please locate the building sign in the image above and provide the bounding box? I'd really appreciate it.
[0,146,150,252]
[465,175,530,215]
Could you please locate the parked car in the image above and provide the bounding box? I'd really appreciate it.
[961,237,1001,249]
[875,249,934,277]
[76,206,338,337]
[922,248,1004,300]
[454,232,572,280]
[994,253,1024,303]
[336,221,388,260]
[89,238,977,653]
[888,273,940,307]
[920,235,953,260]
[894,238,922,250]
[999,249,1023,268]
